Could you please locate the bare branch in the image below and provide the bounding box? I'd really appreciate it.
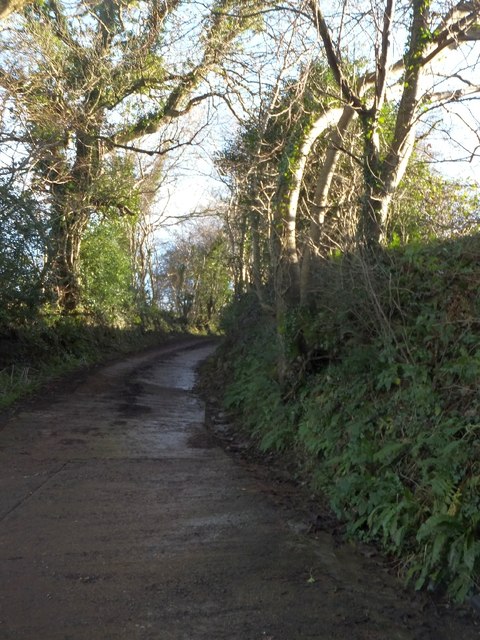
[375,0,396,112]
[306,0,363,109]
[0,0,31,20]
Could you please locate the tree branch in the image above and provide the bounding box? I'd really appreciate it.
[307,0,363,110]
[422,0,480,65]
[0,0,31,20]
[375,0,396,111]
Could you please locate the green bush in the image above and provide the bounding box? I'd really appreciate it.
[80,217,137,325]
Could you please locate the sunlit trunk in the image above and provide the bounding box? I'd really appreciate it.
[300,106,355,303]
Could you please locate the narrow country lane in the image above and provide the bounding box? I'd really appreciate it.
[0,338,478,640]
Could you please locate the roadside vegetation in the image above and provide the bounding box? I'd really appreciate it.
[204,1,480,604]
[219,235,480,602]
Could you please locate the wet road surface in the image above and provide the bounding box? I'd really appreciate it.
[0,338,478,639]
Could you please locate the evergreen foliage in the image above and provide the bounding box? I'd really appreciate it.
[0,185,46,322]
[80,217,137,325]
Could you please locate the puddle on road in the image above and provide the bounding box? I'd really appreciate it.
[137,343,216,392]
[103,342,218,460]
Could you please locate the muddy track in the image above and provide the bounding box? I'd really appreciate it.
[0,337,478,639]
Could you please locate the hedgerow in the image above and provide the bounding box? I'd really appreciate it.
[221,235,480,602]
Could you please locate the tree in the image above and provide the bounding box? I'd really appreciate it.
[0,0,274,312]
[157,221,232,329]
[390,159,480,241]
[243,0,480,305]
[306,0,480,249]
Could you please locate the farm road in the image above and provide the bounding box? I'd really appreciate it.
[0,337,478,639]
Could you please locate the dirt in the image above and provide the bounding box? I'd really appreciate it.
[0,336,478,639]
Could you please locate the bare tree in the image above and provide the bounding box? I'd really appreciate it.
[214,0,480,335]
[216,7,314,306]
[269,0,480,303]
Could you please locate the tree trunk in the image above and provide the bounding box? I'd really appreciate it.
[357,0,428,248]
[357,111,385,249]
[300,106,355,303]
[48,129,100,313]
[250,209,266,303]
[49,207,88,313]
[275,108,346,308]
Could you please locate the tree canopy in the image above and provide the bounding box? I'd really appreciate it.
[0,0,274,313]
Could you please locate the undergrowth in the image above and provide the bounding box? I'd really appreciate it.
[220,235,480,603]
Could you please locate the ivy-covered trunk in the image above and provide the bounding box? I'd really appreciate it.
[48,130,100,313]
[357,0,429,250]
[51,231,84,312]
[49,209,88,312]
[357,112,387,249]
